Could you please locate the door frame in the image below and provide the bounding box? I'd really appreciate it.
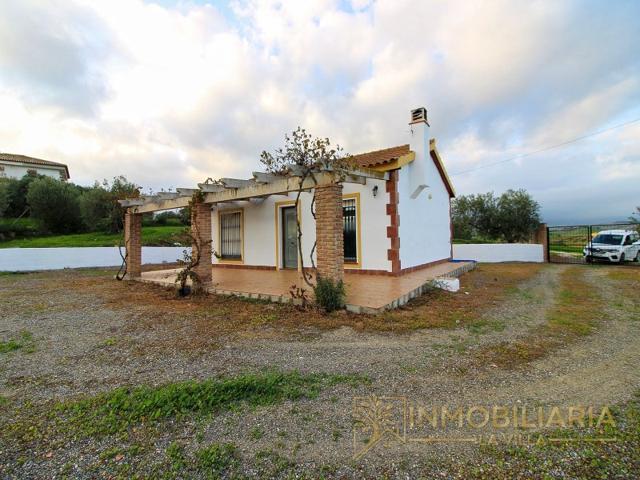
[274,200,301,271]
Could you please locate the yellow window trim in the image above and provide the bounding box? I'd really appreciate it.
[274,199,302,271]
[343,192,362,269]
[217,208,244,264]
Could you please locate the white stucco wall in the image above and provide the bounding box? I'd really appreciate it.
[397,160,452,269]
[209,178,390,271]
[453,244,544,263]
[0,163,66,180]
[0,247,186,272]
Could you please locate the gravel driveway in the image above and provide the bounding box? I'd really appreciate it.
[1,264,639,478]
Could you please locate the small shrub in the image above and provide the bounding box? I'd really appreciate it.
[0,217,43,241]
[313,276,346,312]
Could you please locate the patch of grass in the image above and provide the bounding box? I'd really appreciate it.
[376,264,545,332]
[55,370,368,436]
[506,285,536,301]
[166,441,187,473]
[99,446,126,461]
[467,318,506,335]
[249,426,264,440]
[195,442,238,478]
[478,266,602,367]
[255,448,293,476]
[0,330,35,354]
[0,225,189,248]
[252,313,279,326]
[607,269,640,282]
[101,337,117,347]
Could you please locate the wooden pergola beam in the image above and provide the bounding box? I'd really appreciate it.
[123,169,387,213]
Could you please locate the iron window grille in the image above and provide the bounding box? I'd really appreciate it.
[220,211,242,259]
[343,198,357,263]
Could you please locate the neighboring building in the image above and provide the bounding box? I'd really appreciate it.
[122,107,456,279]
[0,153,70,181]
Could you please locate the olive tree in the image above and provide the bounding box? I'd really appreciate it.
[495,189,541,242]
[452,189,541,243]
[26,177,83,233]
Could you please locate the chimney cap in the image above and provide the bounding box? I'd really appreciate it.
[410,107,429,126]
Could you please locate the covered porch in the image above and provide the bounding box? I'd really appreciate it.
[139,261,475,314]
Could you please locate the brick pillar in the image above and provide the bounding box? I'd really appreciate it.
[386,170,401,275]
[535,223,549,263]
[315,183,344,282]
[124,211,142,279]
[191,202,213,284]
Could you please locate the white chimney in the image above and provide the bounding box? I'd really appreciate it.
[407,107,430,199]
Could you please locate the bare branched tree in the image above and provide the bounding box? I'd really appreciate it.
[260,127,353,287]
[175,192,218,295]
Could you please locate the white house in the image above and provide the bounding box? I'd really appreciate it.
[121,107,456,282]
[209,108,455,275]
[0,153,70,181]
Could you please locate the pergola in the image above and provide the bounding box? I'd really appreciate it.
[119,167,387,284]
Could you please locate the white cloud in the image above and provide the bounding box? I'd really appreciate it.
[0,0,638,222]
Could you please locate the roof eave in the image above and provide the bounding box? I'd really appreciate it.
[429,140,455,198]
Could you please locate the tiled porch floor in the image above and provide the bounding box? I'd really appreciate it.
[140,261,475,313]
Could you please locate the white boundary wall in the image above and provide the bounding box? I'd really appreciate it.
[453,244,544,263]
[0,247,188,272]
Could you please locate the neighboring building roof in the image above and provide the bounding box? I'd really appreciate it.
[0,153,70,179]
[350,141,455,198]
[350,144,411,169]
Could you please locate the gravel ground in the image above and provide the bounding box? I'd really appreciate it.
[1,264,639,478]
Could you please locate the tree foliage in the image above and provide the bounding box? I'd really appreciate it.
[0,179,10,217]
[452,189,541,243]
[2,175,41,218]
[76,176,140,233]
[26,177,83,234]
[79,183,113,232]
[0,174,140,237]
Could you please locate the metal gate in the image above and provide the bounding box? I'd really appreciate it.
[548,223,640,265]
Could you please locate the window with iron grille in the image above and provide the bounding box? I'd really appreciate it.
[220,211,242,259]
[343,198,358,263]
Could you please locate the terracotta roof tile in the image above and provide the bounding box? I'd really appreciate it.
[349,144,410,168]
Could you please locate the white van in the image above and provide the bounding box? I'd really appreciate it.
[583,229,640,263]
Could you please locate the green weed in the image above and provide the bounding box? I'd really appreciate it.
[0,331,35,354]
[56,370,368,436]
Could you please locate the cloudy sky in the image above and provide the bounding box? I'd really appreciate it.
[1,0,638,224]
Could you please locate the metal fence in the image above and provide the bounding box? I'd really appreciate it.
[548,223,640,266]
